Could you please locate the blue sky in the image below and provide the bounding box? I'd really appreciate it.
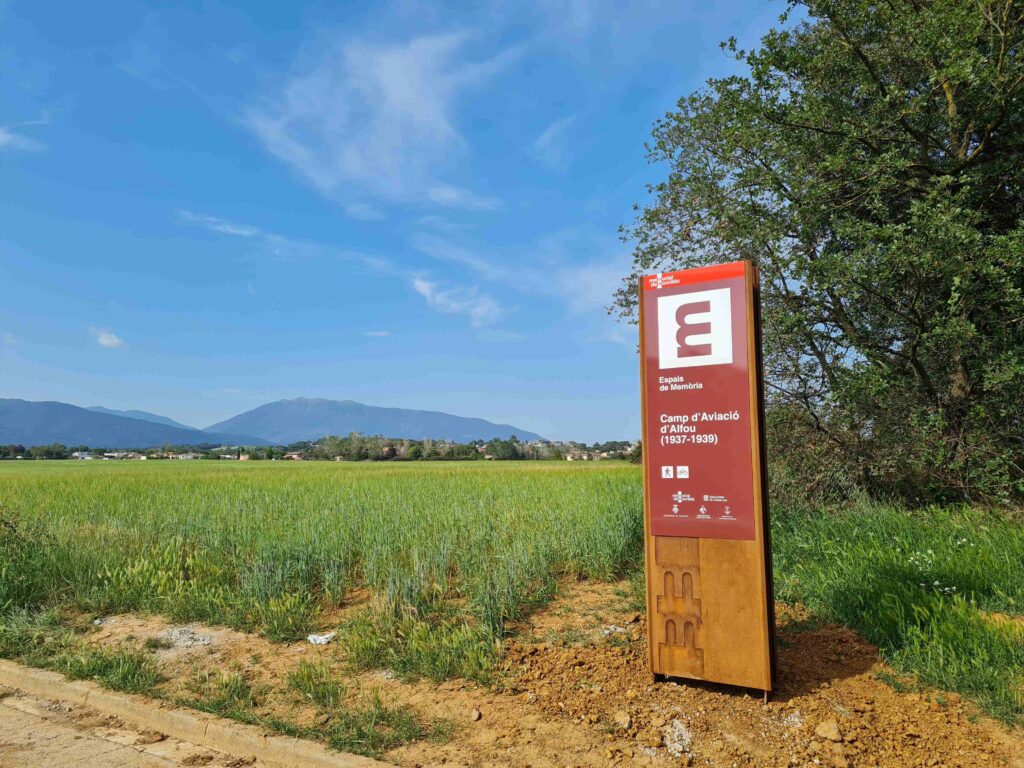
[1,1,781,442]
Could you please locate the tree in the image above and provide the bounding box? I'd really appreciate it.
[449,443,481,460]
[485,438,520,460]
[28,443,68,460]
[615,0,1024,502]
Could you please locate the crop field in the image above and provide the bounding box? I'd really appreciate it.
[0,460,1022,732]
[0,461,642,682]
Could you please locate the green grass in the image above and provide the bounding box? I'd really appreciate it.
[0,608,78,666]
[0,607,163,694]
[323,689,448,757]
[284,660,452,757]
[186,669,261,721]
[289,660,346,708]
[59,646,164,694]
[340,610,500,683]
[772,503,1024,722]
[0,460,640,685]
[187,660,448,758]
[0,461,1022,724]
[625,567,647,614]
[263,688,450,758]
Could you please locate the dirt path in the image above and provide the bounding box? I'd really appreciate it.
[0,686,243,768]
[81,582,1024,768]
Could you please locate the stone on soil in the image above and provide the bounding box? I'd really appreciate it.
[815,718,843,742]
[662,719,693,757]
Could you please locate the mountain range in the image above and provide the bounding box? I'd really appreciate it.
[0,400,269,448]
[0,397,543,448]
[87,406,194,430]
[207,398,543,444]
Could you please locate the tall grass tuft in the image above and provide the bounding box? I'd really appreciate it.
[59,646,164,694]
[186,670,260,721]
[341,610,499,683]
[288,660,345,708]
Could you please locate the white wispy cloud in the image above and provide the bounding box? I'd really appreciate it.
[412,277,499,327]
[90,328,124,349]
[344,202,386,221]
[412,234,511,284]
[551,254,631,315]
[178,210,260,237]
[427,184,503,211]
[0,127,45,152]
[365,330,391,337]
[532,115,575,170]
[2,333,15,346]
[245,31,515,214]
[410,226,636,351]
[417,215,469,234]
[412,230,630,315]
[177,210,394,273]
[477,328,526,341]
[530,0,698,63]
[346,253,394,273]
[537,0,600,39]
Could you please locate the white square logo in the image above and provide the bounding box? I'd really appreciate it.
[656,287,733,369]
[676,466,689,479]
[660,466,674,479]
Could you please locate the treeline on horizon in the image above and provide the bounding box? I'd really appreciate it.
[0,436,638,462]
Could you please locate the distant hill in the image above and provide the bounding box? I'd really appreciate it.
[206,398,544,444]
[87,406,194,431]
[0,399,269,448]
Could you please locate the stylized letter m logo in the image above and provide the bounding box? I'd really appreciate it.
[656,288,733,369]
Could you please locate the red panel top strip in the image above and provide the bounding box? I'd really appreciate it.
[642,261,746,290]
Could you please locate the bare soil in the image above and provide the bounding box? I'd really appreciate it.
[85,582,1023,768]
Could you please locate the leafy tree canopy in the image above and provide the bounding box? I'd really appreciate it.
[616,0,1024,502]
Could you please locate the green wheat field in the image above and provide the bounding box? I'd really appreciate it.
[0,461,1021,722]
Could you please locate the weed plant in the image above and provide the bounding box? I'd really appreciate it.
[324,689,443,757]
[289,660,345,708]
[189,658,448,758]
[59,646,164,694]
[186,669,261,721]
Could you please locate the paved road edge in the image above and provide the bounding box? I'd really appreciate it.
[0,659,388,768]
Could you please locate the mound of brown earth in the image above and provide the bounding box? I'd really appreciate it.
[502,626,1018,767]
[81,582,1022,768]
